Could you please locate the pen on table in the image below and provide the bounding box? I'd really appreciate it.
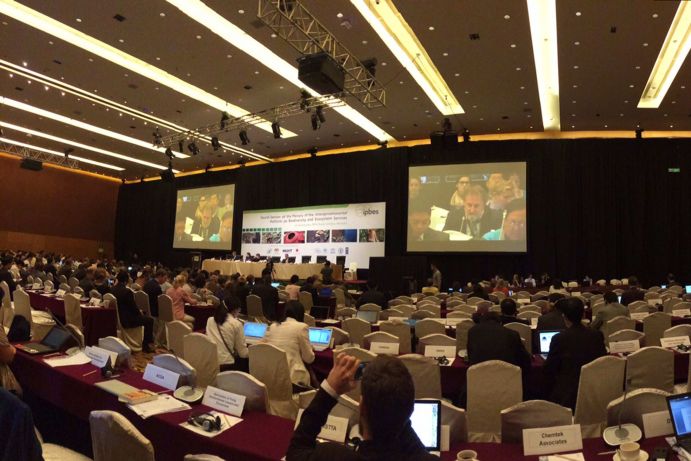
[82,370,98,377]
[43,352,62,358]
[596,450,616,455]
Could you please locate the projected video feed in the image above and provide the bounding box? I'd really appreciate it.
[240,202,385,268]
[408,162,527,252]
[173,184,235,250]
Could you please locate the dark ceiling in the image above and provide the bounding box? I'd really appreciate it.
[0,0,688,179]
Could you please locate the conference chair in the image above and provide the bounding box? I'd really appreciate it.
[417,333,456,354]
[489,305,502,313]
[278,291,289,302]
[410,292,425,301]
[133,291,151,317]
[591,301,606,318]
[57,274,67,284]
[663,324,691,341]
[626,347,674,393]
[399,354,442,399]
[89,290,102,301]
[206,295,220,307]
[59,282,71,292]
[103,293,116,305]
[363,331,399,351]
[359,303,382,316]
[379,320,412,354]
[669,286,685,295]
[574,355,625,438]
[663,297,683,313]
[0,282,12,330]
[303,313,316,327]
[396,295,414,303]
[333,288,346,307]
[447,311,472,320]
[388,298,404,307]
[395,304,416,317]
[341,318,371,347]
[642,312,672,347]
[419,398,468,445]
[488,293,503,304]
[411,309,435,320]
[44,280,55,292]
[72,286,84,297]
[214,371,269,413]
[629,300,648,311]
[476,300,493,311]
[452,304,477,315]
[152,354,196,387]
[608,329,645,346]
[532,299,549,311]
[505,322,532,354]
[90,410,154,461]
[297,390,360,427]
[610,279,622,286]
[606,388,670,430]
[424,295,441,303]
[516,290,531,298]
[419,303,441,317]
[518,304,541,314]
[184,455,225,461]
[166,321,192,359]
[68,277,80,290]
[500,400,573,443]
[467,360,522,442]
[333,346,377,400]
[248,343,300,419]
[110,298,144,353]
[26,275,34,285]
[12,287,54,341]
[445,298,463,309]
[384,308,406,320]
[156,294,175,346]
[455,320,474,352]
[65,323,85,349]
[629,304,651,315]
[517,311,541,321]
[604,316,636,339]
[64,293,84,331]
[414,318,446,339]
[464,297,482,306]
[335,307,357,319]
[246,294,267,323]
[183,333,218,388]
[329,326,351,346]
[298,291,314,313]
[645,290,662,299]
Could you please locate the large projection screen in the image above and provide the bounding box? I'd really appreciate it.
[173,184,235,250]
[240,202,386,269]
[408,162,527,253]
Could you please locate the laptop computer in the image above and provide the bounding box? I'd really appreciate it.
[538,330,562,359]
[667,392,691,453]
[318,287,333,298]
[308,327,333,352]
[410,400,441,455]
[271,282,281,288]
[243,322,268,345]
[686,285,691,295]
[356,309,378,324]
[16,326,72,355]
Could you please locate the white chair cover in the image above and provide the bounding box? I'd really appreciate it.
[214,371,269,413]
[329,326,351,346]
[517,311,541,321]
[89,410,154,461]
[184,455,225,461]
[626,347,674,393]
[411,310,435,320]
[417,333,456,354]
[363,331,398,350]
[663,324,691,339]
[166,321,192,358]
[64,294,83,331]
[399,354,442,399]
[628,300,648,310]
[574,355,625,437]
[334,288,346,307]
[65,324,85,349]
[72,286,84,297]
[379,321,412,354]
[333,347,377,400]
[606,388,670,428]
[447,311,472,319]
[68,277,80,289]
[342,318,371,347]
[157,295,175,322]
[13,288,54,341]
[110,298,144,352]
[134,291,151,317]
[395,305,416,317]
[152,354,196,387]
[419,398,468,444]
[467,360,522,442]
[501,400,573,443]
[455,320,474,351]
[420,304,441,317]
[466,297,484,305]
[249,343,298,419]
[42,442,92,461]
[608,329,644,345]
[605,316,636,338]
[504,322,532,354]
[297,390,360,426]
[518,305,541,313]
[303,313,316,327]
[643,312,672,347]
[414,318,446,339]
[335,307,357,319]
[183,333,218,388]
[246,294,266,323]
[298,291,314,312]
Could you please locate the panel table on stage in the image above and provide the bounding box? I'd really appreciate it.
[201,259,342,280]
[27,290,117,346]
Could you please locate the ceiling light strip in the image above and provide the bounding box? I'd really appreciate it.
[0,137,124,171]
[0,0,293,139]
[166,0,394,142]
[638,2,691,108]
[350,0,463,116]
[1,97,177,171]
[526,0,561,131]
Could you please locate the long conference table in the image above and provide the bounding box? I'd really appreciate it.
[10,350,678,461]
[201,259,343,281]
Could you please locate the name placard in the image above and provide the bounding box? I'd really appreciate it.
[648,299,662,306]
[609,340,640,354]
[84,346,118,368]
[517,298,530,304]
[370,342,399,355]
[143,364,180,391]
[642,410,673,438]
[630,312,650,321]
[673,309,691,318]
[523,424,583,456]
[88,297,102,307]
[388,317,409,323]
[32,282,41,290]
[55,289,66,297]
[444,318,464,327]
[660,336,691,348]
[424,345,456,360]
[530,317,539,328]
[571,292,581,297]
[202,385,246,417]
[295,409,349,443]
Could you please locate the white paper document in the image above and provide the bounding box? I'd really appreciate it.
[43,351,92,367]
[127,394,191,419]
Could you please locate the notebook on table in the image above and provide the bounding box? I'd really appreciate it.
[308,327,333,352]
[538,330,562,359]
[244,322,268,345]
[15,326,71,355]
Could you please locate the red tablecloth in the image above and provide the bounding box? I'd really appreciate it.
[10,350,295,461]
[27,291,117,346]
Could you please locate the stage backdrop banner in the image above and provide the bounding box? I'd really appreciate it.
[240,202,386,269]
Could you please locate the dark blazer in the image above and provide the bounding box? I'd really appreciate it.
[467,319,532,373]
[142,279,162,317]
[356,289,387,309]
[191,216,220,239]
[421,228,450,241]
[443,208,502,237]
[251,283,279,319]
[286,387,437,461]
[499,315,529,326]
[0,270,16,301]
[620,288,645,306]
[112,284,144,328]
[536,310,566,331]
[543,325,607,410]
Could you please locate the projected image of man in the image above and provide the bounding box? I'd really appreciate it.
[408,201,449,242]
[409,176,422,200]
[210,211,233,243]
[192,203,220,240]
[483,199,526,241]
[443,185,501,239]
[174,216,191,242]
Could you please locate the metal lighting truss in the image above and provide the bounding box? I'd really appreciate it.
[160,94,345,146]
[0,141,79,169]
[257,0,386,109]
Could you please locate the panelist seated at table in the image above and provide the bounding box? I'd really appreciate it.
[265,302,315,389]
[112,271,154,353]
[287,354,437,461]
[206,297,249,373]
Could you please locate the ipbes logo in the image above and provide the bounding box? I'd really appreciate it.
[356,207,379,217]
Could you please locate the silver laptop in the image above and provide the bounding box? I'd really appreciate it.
[356,310,378,324]
[244,322,268,345]
[308,327,333,352]
[411,400,441,456]
[538,330,561,359]
[667,392,691,453]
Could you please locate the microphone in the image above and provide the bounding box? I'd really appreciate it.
[602,374,643,445]
[498,209,508,240]
[168,349,202,404]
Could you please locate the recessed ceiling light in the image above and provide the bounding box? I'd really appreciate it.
[629,84,634,88]
[516,67,521,71]
[510,43,516,48]
[643,43,648,47]
[226,54,232,58]
[624,100,629,103]
[381,61,387,66]
[573,65,579,69]
[620,113,624,116]
[361,40,368,45]
[160,12,166,17]
[573,84,578,88]
[604,125,608,128]
[454,73,460,77]
[22,61,27,67]
[635,66,641,70]
[337,12,343,18]
[8,73,12,78]
[60,91,65,96]
[76,18,82,22]
[48,41,53,45]
[270,33,276,38]
[575,11,581,16]
[672,100,676,104]
[681,85,686,89]
[44,85,49,91]
[27,79,31,84]
[652,13,659,18]
[428,26,435,31]
[399,81,404,84]
[524,101,528,105]
[238,9,245,14]
[254,70,259,74]
[196,35,202,39]
[519,86,525,90]
[504,14,511,19]
[442,52,448,56]
[155,57,160,61]
[670,124,674,128]
[118,38,124,43]
[574,41,580,45]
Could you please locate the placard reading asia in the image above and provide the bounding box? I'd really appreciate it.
[241,202,386,269]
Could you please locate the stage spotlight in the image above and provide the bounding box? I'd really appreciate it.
[299,89,311,112]
[316,105,326,123]
[64,147,74,158]
[220,111,230,130]
[239,129,250,145]
[211,136,221,150]
[311,112,320,131]
[187,141,200,155]
[462,129,471,142]
[361,57,378,78]
[238,158,246,167]
[178,140,184,152]
[152,128,162,146]
[378,140,388,149]
[635,127,644,139]
[164,147,174,159]
[307,147,318,157]
[272,121,282,139]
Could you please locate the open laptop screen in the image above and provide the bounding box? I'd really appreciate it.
[668,393,691,438]
[539,330,561,354]
[308,328,332,347]
[356,310,378,324]
[41,326,72,350]
[410,400,441,451]
[243,322,267,340]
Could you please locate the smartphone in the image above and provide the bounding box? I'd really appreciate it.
[448,288,453,293]
[355,362,367,380]
[509,290,513,296]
